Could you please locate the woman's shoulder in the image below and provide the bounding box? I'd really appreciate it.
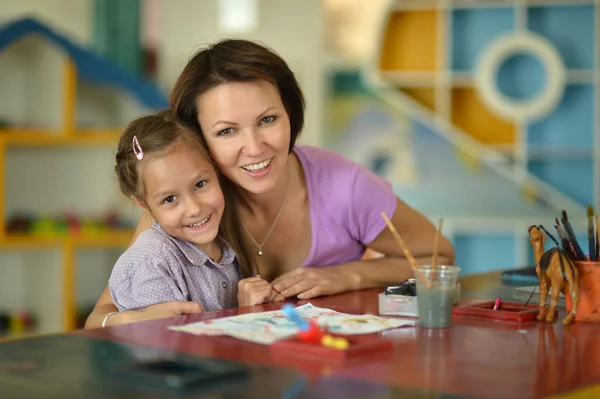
[294,145,361,182]
[294,145,357,168]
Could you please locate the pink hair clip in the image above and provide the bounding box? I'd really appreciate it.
[132,135,144,160]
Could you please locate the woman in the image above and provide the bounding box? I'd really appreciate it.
[85,39,454,328]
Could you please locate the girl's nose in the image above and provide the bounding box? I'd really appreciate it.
[184,197,201,218]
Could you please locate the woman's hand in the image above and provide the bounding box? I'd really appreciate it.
[105,301,204,326]
[237,276,285,306]
[271,267,357,300]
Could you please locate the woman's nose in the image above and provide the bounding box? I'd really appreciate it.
[242,128,264,157]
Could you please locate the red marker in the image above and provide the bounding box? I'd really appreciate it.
[493,297,501,311]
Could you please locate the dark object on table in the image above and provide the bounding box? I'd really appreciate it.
[385,278,416,296]
[107,358,249,392]
[501,266,538,286]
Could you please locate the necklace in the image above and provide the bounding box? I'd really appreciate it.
[241,163,292,256]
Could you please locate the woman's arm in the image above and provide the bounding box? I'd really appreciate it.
[272,197,455,299]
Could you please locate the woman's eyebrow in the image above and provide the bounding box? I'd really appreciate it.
[257,107,278,118]
[212,107,279,127]
[212,119,237,128]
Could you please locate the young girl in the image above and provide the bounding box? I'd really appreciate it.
[109,110,271,313]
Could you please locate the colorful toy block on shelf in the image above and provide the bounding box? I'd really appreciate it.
[0,308,36,339]
[6,211,135,238]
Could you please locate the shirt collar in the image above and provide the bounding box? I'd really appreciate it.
[152,222,236,267]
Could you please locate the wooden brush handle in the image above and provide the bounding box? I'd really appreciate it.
[381,212,431,288]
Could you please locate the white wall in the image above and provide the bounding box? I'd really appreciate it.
[0,0,92,43]
[157,0,325,146]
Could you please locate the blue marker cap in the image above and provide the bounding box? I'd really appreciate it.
[281,303,309,331]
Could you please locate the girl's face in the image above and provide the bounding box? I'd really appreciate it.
[196,80,291,195]
[140,141,224,253]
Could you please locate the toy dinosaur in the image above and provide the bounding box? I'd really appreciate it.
[528,225,579,326]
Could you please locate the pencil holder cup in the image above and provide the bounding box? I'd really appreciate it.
[565,261,600,322]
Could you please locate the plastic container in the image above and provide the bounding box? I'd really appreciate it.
[378,283,461,317]
[565,261,600,322]
[413,265,461,328]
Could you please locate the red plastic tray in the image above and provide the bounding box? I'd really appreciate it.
[270,335,393,361]
[452,301,557,323]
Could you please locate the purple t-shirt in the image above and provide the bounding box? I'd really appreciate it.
[109,222,240,312]
[294,145,397,267]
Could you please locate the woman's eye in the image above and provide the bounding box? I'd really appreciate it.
[218,128,233,136]
[195,180,207,189]
[163,196,175,204]
[260,116,276,125]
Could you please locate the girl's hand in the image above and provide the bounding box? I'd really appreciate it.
[237,276,284,306]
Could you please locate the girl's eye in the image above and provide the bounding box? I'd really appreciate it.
[163,196,176,204]
[218,128,233,136]
[260,116,276,125]
[195,180,207,189]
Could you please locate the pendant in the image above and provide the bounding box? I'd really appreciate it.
[257,249,263,256]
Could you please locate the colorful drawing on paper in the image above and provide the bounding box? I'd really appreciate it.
[169,303,416,345]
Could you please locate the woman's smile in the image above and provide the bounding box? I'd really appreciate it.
[241,157,273,178]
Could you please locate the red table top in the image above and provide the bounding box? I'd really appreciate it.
[77,287,600,399]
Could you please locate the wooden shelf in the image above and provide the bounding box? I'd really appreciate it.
[0,129,122,146]
[0,230,135,249]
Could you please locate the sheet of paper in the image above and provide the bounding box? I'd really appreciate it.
[169,303,417,344]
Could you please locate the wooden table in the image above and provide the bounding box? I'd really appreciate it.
[74,272,600,399]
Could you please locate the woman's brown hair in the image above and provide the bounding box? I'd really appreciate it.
[169,38,306,153]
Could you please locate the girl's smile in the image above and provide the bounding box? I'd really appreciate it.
[140,142,224,259]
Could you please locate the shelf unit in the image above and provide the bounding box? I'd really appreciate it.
[0,55,135,337]
[375,0,598,207]
[357,0,598,275]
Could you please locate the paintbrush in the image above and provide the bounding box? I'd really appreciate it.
[561,210,587,260]
[555,222,575,258]
[594,212,600,261]
[431,218,444,271]
[538,225,559,247]
[381,212,431,288]
[588,206,595,261]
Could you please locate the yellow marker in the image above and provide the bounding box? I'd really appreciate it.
[321,334,349,350]
[321,335,334,347]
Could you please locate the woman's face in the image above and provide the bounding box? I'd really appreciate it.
[196,80,291,195]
